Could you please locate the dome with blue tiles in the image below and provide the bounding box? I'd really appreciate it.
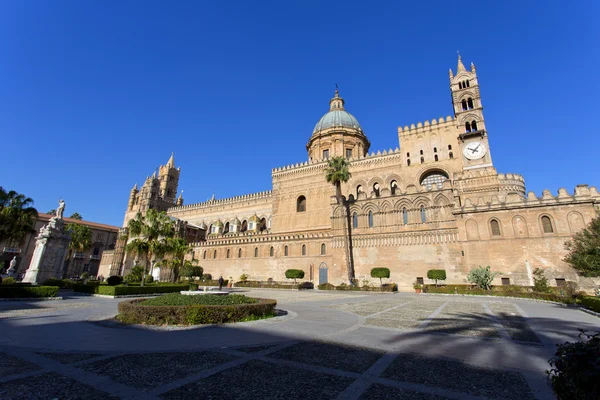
[312,90,364,134]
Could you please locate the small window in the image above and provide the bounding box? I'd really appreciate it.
[459,82,463,89]
[448,145,452,150]
[284,246,288,256]
[416,277,424,285]
[461,100,467,111]
[368,211,374,227]
[238,248,242,258]
[373,183,380,197]
[434,155,438,161]
[254,247,258,257]
[490,219,501,236]
[93,247,100,256]
[226,249,230,258]
[555,278,566,287]
[420,150,423,155]
[420,157,424,164]
[270,246,274,257]
[449,152,453,159]
[433,147,437,153]
[323,149,329,159]
[301,244,306,256]
[407,159,411,166]
[471,121,478,131]
[356,185,362,197]
[320,243,326,255]
[296,195,306,212]
[501,278,510,286]
[406,152,410,157]
[466,80,470,87]
[465,122,471,132]
[403,208,408,225]
[352,212,358,228]
[390,180,397,195]
[346,148,353,158]
[203,251,206,259]
[213,250,217,259]
[420,206,426,223]
[542,216,554,233]
[467,98,474,109]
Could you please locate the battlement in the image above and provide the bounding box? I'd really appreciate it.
[398,116,455,136]
[167,190,272,213]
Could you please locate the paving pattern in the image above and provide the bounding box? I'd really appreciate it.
[0,289,598,399]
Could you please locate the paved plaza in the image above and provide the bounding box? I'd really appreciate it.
[0,289,599,399]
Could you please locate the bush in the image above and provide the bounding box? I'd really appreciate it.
[285,269,305,283]
[144,275,154,284]
[235,281,313,290]
[370,268,390,286]
[106,276,123,286]
[2,277,16,285]
[80,272,89,280]
[125,266,144,283]
[193,279,229,287]
[189,283,199,291]
[180,265,203,282]
[73,284,188,296]
[0,286,60,298]
[533,268,552,293]
[580,297,600,313]
[467,265,500,290]
[142,293,257,306]
[427,269,447,286]
[203,273,212,280]
[117,296,277,325]
[547,330,600,400]
[239,273,248,283]
[335,283,398,292]
[318,283,335,290]
[564,213,600,277]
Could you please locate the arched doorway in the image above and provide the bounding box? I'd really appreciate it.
[318,262,328,285]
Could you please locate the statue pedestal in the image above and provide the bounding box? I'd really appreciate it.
[23,218,71,284]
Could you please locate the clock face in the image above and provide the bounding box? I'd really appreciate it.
[463,141,487,160]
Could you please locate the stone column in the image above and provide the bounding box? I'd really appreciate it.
[23,218,71,284]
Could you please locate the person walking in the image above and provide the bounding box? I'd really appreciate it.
[218,276,224,291]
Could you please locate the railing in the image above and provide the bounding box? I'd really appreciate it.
[89,255,101,260]
[2,247,21,253]
[73,253,85,259]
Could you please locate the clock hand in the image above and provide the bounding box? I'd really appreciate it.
[474,144,481,151]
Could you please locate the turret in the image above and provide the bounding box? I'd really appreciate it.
[128,183,138,211]
[159,152,180,204]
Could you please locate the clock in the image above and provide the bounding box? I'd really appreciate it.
[463,141,487,160]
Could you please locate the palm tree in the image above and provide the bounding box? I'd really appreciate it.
[126,209,174,286]
[324,156,355,284]
[0,187,38,247]
[162,237,192,282]
[64,223,93,278]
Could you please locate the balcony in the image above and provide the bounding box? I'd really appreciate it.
[2,247,21,254]
[73,253,85,259]
[90,254,101,260]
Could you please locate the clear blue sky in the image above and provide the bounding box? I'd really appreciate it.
[1,1,598,227]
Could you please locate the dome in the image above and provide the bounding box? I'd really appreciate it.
[313,110,363,134]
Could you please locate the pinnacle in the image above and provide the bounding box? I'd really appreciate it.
[457,54,467,73]
[167,152,175,167]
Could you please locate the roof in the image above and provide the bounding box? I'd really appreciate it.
[313,110,363,134]
[38,213,120,232]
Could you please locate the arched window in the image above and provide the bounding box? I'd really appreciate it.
[270,246,274,257]
[226,249,230,258]
[467,98,474,109]
[490,219,501,236]
[459,82,463,89]
[203,251,206,259]
[284,246,288,256]
[420,157,424,164]
[373,183,380,197]
[461,100,467,110]
[213,250,217,259]
[352,212,358,228]
[390,180,398,195]
[406,152,410,157]
[420,206,426,223]
[466,80,470,87]
[296,196,306,212]
[254,247,258,257]
[465,122,471,132]
[449,152,454,159]
[301,244,306,256]
[448,145,452,150]
[433,147,437,153]
[223,222,229,234]
[420,149,423,155]
[403,208,408,225]
[542,216,554,233]
[407,159,411,166]
[434,155,439,161]
[320,243,326,255]
[368,211,374,227]
[471,121,478,131]
[241,220,248,232]
[356,185,362,197]
[420,171,449,189]
[238,248,242,258]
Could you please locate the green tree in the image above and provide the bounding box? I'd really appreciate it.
[324,156,354,284]
[427,269,447,287]
[564,213,600,277]
[285,269,305,283]
[370,268,390,286]
[467,265,500,290]
[47,209,56,215]
[125,209,174,286]
[0,187,38,247]
[179,260,203,282]
[69,212,83,220]
[160,237,192,282]
[64,223,93,278]
[124,265,144,282]
[532,268,551,293]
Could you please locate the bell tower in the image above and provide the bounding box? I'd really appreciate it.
[159,153,180,204]
[450,55,493,170]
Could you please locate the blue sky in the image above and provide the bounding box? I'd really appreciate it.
[1,1,598,227]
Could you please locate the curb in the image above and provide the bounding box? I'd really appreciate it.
[0,297,63,301]
[578,307,600,318]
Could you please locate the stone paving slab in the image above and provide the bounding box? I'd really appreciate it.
[160,359,355,400]
[424,302,500,338]
[0,351,42,376]
[488,303,540,343]
[268,341,385,373]
[79,351,238,391]
[380,353,536,400]
[0,371,120,400]
[358,383,453,400]
[232,344,281,354]
[37,351,104,364]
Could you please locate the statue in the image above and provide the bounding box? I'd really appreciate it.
[7,256,17,276]
[56,199,65,219]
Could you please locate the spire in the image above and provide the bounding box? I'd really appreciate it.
[132,183,138,191]
[167,152,175,168]
[470,62,476,73]
[329,84,345,111]
[456,52,467,73]
[176,190,184,206]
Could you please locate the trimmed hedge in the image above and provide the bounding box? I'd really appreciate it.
[42,278,75,289]
[0,286,60,298]
[117,297,277,325]
[106,276,123,286]
[334,283,398,292]
[234,281,314,290]
[423,285,579,304]
[580,297,600,313]
[318,283,335,290]
[73,284,188,296]
[142,293,257,306]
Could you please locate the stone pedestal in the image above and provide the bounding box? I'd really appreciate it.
[23,217,71,284]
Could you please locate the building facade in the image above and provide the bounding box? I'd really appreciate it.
[103,57,600,289]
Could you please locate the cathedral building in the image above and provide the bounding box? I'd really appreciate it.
[99,57,600,289]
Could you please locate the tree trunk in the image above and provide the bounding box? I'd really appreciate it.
[336,183,355,285]
[141,257,149,287]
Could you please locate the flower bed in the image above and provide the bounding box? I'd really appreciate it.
[234,281,314,290]
[117,294,277,325]
[0,286,60,298]
[73,284,188,296]
[318,283,398,292]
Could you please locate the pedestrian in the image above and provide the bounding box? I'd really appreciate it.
[218,276,224,291]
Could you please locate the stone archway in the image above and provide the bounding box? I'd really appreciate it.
[318,262,328,285]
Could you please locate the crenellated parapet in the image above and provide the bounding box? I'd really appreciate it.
[167,190,272,213]
[398,116,455,137]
